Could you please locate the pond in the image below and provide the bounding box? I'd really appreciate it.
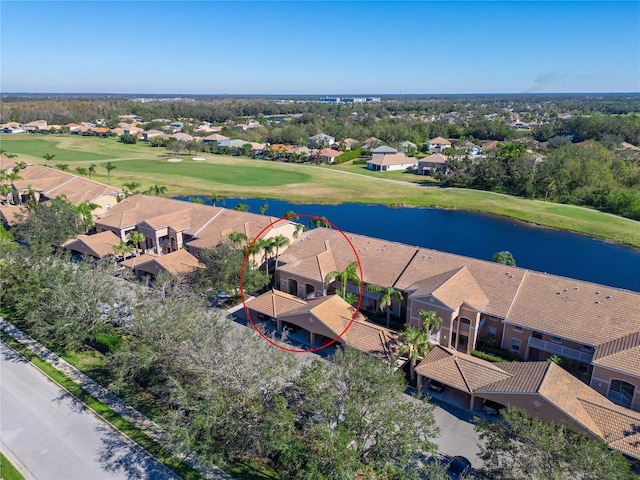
[176,196,640,292]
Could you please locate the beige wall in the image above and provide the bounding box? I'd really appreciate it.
[89,193,120,217]
[591,366,640,412]
[277,271,323,299]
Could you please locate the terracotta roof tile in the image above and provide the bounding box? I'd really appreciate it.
[62,231,121,258]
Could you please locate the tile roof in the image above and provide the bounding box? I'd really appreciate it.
[418,153,448,164]
[408,266,490,312]
[124,249,203,276]
[248,289,308,318]
[592,332,640,377]
[61,231,121,258]
[415,346,513,393]
[418,348,640,459]
[278,228,417,288]
[505,271,640,347]
[367,154,416,167]
[428,137,451,144]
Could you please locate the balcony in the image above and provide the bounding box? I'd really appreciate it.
[527,336,594,364]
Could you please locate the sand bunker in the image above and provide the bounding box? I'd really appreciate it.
[167,158,183,163]
[192,157,206,161]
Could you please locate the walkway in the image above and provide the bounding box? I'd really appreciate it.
[0,317,233,480]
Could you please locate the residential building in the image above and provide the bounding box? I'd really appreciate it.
[22,120,48,133]
[317,148,342,164]
[202,133,230,146]
[398,140,417,153]
[308,133,335,148]
[367,153,418,172]
[274,228,640,415]
[427,136,452,153]
[417,154,447,175]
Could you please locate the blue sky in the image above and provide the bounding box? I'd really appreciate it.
[1,1,638,94]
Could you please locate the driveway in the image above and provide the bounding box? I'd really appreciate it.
[0,342,180,480]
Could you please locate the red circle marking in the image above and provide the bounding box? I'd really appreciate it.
[240,214,363,353]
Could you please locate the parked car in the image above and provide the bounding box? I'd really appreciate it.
[429,380,447,392]
[481,399,505,415]
[446,455,472,478]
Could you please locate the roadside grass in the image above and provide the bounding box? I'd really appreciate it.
[0,452,25,480]
[4,134,640,248]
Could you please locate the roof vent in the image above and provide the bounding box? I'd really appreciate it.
[573,287,579,290]
[563,288,568,292]
[595,300,600,304]
[595,291,600,295]
[509,275,514,278]
[429,256,433,259]
[557,292,561,295]
[606,295,611,299]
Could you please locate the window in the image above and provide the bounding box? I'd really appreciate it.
[513,326,523,332]
[608,380,635,409]
[532,331,543,339]
[551,336,562,343]
[488,326,497,336]
[512,338,521,352]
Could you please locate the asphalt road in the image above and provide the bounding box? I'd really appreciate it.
[0,342,180,480]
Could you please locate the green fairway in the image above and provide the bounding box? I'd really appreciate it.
[119,159,313,186]
[3,134,640,248]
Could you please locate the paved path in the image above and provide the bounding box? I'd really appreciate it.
[0,318,233,480]
[0,341,179,480]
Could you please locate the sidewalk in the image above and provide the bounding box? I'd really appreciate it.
[0,317,233,480]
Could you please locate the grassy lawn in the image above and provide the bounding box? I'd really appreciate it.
[0,452,25,480]
[4,134,640,248]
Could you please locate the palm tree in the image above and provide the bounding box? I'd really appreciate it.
[325,261,361,299]
[190,197,204,204]
[292,222,305,239]
[75,167,88,177]
[113,240,133,261]
[399,325,431,382]
[367,284,404,328]
[122,181,141,196]
[493,250,516,266]
[75,202,99,231]
[88,164,97,180]
[128,231,146,257]
[0,149,17,159]
[257,238,274,273]
[55,163,69,172]
[419,309,442,334]
[105,162,116,185]
[13,161,27,172]
[43,153,56,166]
[271,234,290,278]
[259,202,269,215]
[284,210,299,221]
[228,231,248,247]
[234,203,250,212]
[307,216,330,229]
[146,184,168,196]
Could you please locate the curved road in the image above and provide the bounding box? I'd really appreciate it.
[0,342,180,480]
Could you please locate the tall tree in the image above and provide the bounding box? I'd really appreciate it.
[13,197,85,247]
[325,261,361,299]
[234,203,250,212]
[476,405,632,480]
[399,325,431,382]
[270,234,290,279]
[366,284,404,328]
[105,162,116,185]
[112,240,132,260]
[146,184,168,196]
[259,202,269,215]
[210,192,224,206]
[493,250,516,266]
[122,181,141,196]
[56,164,70,172]
[88,163,97,180]
[75,201,99,232]
[419,309,442,334]
[75,167,88,177]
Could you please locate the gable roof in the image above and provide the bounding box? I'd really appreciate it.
[367,154,416,167]
[61,231,121,258]
[123,249,203,276]
[428,136,451,144]
[417,347,640,459]
[408,266,490,312]
[418,153,448,165]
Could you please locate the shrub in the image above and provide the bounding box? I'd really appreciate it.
[94,332,124,353]
[471,350,508,363]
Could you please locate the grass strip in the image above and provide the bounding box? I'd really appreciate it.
[0,332,204,480]
[0,452,26,480]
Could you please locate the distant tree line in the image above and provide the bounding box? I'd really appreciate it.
[439,142,640,220]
